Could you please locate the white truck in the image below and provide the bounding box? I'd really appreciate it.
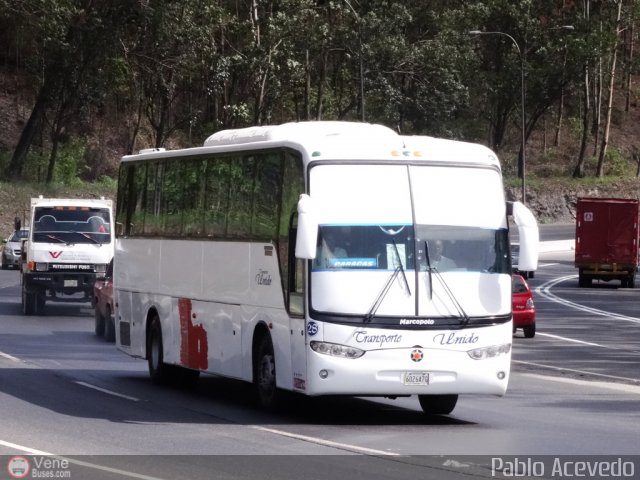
[21,196,115,315]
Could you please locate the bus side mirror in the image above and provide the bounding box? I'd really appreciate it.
[295,194,318,259]
[511,201,539,272]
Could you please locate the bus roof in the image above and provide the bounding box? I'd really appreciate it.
[204,121,398,146]
[122,121,501,169]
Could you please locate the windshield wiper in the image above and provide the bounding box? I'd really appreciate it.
[424,241,433,299]
[364,266,402,323]
[363,240,412,323]
[425,241,469,324]
[391,239,411,295]
[69,231,102,246]
[43,234,70,245]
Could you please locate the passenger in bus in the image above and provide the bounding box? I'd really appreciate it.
[315,229,348,268]
[431,240,456,271]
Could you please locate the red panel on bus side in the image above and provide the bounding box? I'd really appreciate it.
[179,298,209,370]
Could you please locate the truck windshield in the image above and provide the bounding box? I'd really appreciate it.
[32,207,112,244]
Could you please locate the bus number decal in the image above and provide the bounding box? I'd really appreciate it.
[178,298,209,370]
[307,321,318,336]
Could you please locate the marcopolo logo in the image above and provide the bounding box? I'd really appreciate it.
[7,456,30,479]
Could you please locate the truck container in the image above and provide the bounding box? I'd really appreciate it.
[575,197,639,288]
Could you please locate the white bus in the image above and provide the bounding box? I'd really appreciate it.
[114,121,538,415]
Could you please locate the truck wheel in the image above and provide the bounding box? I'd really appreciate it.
[578,273,592,288]
[36,294,46,313]
[104,306,115,342]
[418,394,458,415]
[254,334,281,409]
[147,316,170,384]
[628,274,636,289]
[22,285,37,315]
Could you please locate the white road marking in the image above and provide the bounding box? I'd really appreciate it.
[520,372,640,395]
[252,426,400,456]
[75,381,140,402]
[513,360,640,385]
[0,439,53,455]
[534,275,640,324]
[0,351,22,362]
[0,439,167,479]
[535,332,604,348]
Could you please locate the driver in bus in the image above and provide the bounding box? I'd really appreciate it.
[315,229,348,268]
[431,239,456,271]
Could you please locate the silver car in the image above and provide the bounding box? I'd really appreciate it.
[1,228,29,269]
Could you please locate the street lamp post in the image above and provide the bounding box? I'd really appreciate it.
[469,30,527,205]
[345,0,365,121]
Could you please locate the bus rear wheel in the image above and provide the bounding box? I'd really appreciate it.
[418,394,458,415]
[254,335,280,409]
[147,316,170,384]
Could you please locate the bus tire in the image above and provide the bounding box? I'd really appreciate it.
[418,394,458,415]
[147,316,170,384]
[254,334,280,409]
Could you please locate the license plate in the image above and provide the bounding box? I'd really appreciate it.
[64,279,78,287]
[403,372,430,386]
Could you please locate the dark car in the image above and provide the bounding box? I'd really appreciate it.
[93,260,114,341]
[512,272,536,338]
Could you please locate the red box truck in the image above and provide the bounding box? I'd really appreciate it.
[575,197,639,288]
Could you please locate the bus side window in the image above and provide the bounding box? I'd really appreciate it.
[287,215,305,316]
[289,257,305,316]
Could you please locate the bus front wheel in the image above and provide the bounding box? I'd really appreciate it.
[418,394,458,415]
[254,335,280,409]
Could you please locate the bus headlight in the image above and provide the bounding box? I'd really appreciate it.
[310,341,365,359]
[467,343,511,360]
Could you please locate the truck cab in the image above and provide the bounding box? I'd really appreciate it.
[21,196,115,315]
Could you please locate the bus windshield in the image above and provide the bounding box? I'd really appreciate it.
[310,223,510,319]
[416,225,510,274]
[312,224,415,271]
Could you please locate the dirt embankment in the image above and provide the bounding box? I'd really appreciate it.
[506,179,640,224]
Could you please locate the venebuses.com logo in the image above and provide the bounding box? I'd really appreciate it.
[6,455,71,479]
[7,456,30,479]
